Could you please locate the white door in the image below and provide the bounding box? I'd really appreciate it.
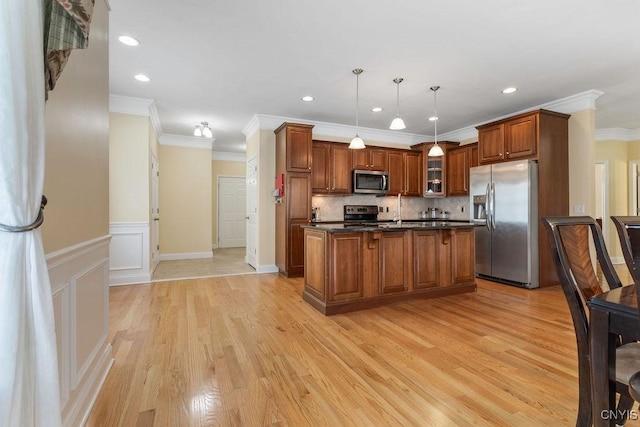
[246,156,258,268]
[218,176,247,248]
[151,153,160,271]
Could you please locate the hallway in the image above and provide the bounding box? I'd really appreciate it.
[152,248,255,282]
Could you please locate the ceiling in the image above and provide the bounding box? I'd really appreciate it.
[109,0,640,153]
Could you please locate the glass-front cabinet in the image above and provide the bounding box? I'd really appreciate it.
[410,141,458,198]
[426,155,444,196]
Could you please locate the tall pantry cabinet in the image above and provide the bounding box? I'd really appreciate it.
[275,123,314,277]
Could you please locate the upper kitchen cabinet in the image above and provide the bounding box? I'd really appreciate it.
[477,111,557,165]
[311,141,351,195]
[411,141,459,198]
[446,142,478,196]
[352,147,388,171]
[275,122,314,172]
[387,150,422,197]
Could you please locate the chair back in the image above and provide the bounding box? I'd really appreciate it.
[611,216,640,283]
[542,217,622,354]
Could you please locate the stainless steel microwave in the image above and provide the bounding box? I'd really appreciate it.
[353,169,389,194]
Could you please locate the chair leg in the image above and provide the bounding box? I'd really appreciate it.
[576,397,592,427]
[615,395,634,425]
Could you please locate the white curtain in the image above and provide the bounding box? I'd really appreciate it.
[0,1,62,426]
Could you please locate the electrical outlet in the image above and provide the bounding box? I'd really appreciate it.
[573,204,585,214]
[461,205,465,213]
[379,206,383,212]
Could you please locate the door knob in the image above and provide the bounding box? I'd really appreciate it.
[245,216,250,219]
[153,217,160,221]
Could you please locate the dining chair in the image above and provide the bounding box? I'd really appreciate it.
[542,216,640,427]
[612,216,640,403]
[612,216,640,282]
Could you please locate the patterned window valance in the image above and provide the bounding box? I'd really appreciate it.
[44,0,95,93]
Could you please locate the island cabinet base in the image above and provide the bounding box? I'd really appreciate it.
[303,227,477,315]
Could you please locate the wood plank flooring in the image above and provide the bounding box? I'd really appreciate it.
[86,274,639,426]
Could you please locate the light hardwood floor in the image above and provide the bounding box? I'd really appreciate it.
[86,273,639,426]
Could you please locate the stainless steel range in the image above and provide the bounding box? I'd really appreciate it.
[343,205,379,223]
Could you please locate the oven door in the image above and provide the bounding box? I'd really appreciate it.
[353,170,389,194]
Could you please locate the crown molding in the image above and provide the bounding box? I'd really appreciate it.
[211,151,246,162]
[149,102,162,136]
[596,128,640,142]
[242,114,430,146]
[109,94,154,116]
[439,126,478,142]
[540,89,604,114]
[103,0,111,10]
[159,134,214,150]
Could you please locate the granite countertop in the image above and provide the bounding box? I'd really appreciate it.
[303,221,477,232]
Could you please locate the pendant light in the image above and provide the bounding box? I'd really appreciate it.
[428,86,444,157]
[389,77,406,130]
[349,68,366,149]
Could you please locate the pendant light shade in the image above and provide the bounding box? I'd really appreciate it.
[389,78,406,130]
[428,86,444,157]
[349,68,366,149]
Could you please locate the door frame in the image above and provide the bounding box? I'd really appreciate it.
[629,160,640,216]
[151,152,160,272]
[216,174,247,249]
[595,160,610,247]
[246,155,258,268]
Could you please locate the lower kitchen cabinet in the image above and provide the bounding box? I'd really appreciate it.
[379,231,411,294]
[302,225,477,315]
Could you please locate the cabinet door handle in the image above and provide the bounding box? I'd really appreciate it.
[499,153,503,157]
[506,151,510,155]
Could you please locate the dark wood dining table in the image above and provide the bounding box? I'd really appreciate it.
[588,284,639,427]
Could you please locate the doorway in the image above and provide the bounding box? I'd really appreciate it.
[246,156,258,268]
[217,176,247,248]
[151,153,160,272]
[629,160,640,216]
[595,160,609,244]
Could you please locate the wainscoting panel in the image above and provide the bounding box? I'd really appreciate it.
[109,222,151,285]
[46,235,113,427]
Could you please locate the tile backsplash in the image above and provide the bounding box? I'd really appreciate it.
[311,194,471,221]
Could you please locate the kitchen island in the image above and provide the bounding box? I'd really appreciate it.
[302,221,477,315]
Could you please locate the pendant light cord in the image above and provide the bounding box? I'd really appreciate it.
[355,72,360,130]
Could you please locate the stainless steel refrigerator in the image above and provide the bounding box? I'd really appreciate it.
[469,160,538,288]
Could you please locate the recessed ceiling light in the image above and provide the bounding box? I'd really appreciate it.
[502,87,517,94]
[134,74,150,82]
[118,35,140,46]
[302,96,314,102]
[372,107,383,113]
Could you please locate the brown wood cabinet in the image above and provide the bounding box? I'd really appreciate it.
[476,109,570,288]
[378,231,411,294]
[311,141,351,195]
[303,225,477,315]
[410,141,459,198]
[478,112,538,165]
[387,150,422,196]
[352,147,387,171]
[275,123,313,277]
[446,142,478,196]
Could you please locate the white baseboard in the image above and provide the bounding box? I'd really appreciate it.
[46,235,113,427]
[109,273,152,286]
[256,264,279,274]
[160,251,213,261]
[109,222,151,286]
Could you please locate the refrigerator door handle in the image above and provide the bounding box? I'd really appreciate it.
[490,182,496,230]
[485,183,491,231]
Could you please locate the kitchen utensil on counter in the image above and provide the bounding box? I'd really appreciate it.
[420,211,429,220]
[427,207,440,219]
[439,211,450,219]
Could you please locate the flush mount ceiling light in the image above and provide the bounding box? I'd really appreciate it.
[302,95,314,102]
[428,86,445,157]
[118,35,140,46]
[389,77,406,130]
[372,107,383,113]
[194,121,213,138]
[134,74,150,82]
[349,68,366,150]
[502,87,518,94]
